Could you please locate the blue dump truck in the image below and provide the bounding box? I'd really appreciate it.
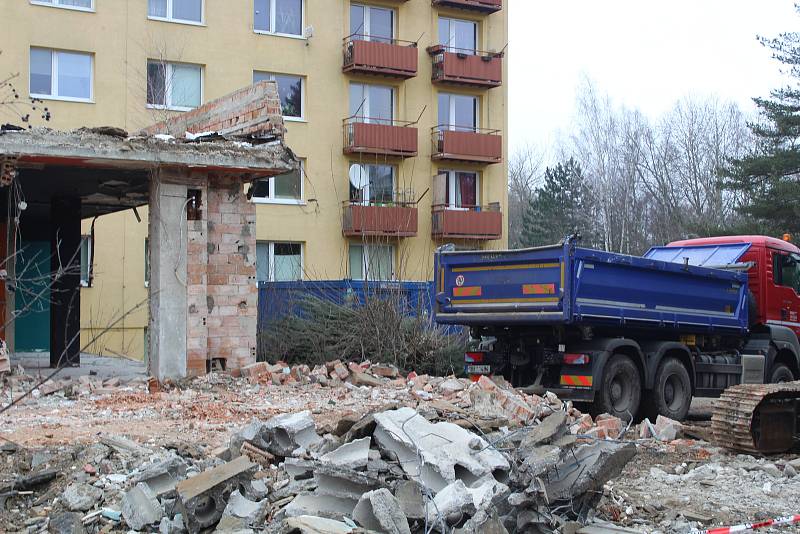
[434,237,800,452]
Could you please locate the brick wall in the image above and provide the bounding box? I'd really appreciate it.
[184,174,257,374]
[140,81,284,139]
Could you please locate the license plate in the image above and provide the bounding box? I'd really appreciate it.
[466,365,491,374]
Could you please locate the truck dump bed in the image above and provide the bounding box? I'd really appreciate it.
[434,241,749,333]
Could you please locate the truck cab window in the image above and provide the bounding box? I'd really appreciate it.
[774,252,800,294]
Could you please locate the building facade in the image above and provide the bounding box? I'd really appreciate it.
[0,0,509,360]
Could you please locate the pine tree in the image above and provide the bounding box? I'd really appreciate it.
[725,11,800,234]
[520,158,592,247]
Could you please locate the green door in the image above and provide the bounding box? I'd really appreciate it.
[14,241,51,352]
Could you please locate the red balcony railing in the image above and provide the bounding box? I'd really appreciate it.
[427,45,502,88]
[343,201,418,237]
[344,118,418,158]
[431,204,502,240]
[343,36,418,79]
[432,0,502,14]
[431,126,502,164]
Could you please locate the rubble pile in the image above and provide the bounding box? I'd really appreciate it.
[0,369,641,533]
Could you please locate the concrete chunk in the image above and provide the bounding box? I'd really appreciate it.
[121,482,163,531]
[427,480,476,526]
[353,488,411,534]
[61,482,103,512]
[264,410,323,456]
[175,456,257,533]
[393,480,426,520]
[282,515,355,534]
[319,437,370,470]
[134,455,188,497]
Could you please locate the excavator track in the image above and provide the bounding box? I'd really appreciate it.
[711,381,800,454]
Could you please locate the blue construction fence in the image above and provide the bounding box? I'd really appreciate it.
[257,280,461,331]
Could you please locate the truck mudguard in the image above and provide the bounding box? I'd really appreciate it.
[763,324,800,373]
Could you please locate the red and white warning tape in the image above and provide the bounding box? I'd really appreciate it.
[689,514,800,534]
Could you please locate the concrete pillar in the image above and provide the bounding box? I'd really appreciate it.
[148,174,189,380]
[50,197,81,368]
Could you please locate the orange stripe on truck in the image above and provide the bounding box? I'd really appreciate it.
[523,283,556,295]
[453,286,482,297]
[560,375,593,387]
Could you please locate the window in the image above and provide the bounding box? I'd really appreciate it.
[774,252,800,294]
[148,0,203,24]
[80,235,92,287]
[438,93,478,131]
[256,242,302,282]
[251,162,303,204]
[349,82,394,124]
[254,0,303,36]
[31,0,93,11]
[350,4,393,43]
[348,163,394,204]
[443,170,479,209]
[147,61,202,111]
[438,17,477,53]
[253,72,303,118]
[144,237,150,287]
[349,244,394,281]
[30,48,93,101]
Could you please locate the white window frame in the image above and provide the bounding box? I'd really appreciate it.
[253,71,305,121]
[350,243,395,281]
[146,61,204,112]
[439,16,478,53]
[253,0,306,39]
[29,48,94,103]
[80,235,93,287]
[350,82,395,124]
[148,0,205,26]
[440,92,479,131]
[350,4,395,41]
[30,0,94,13]
[443,169,480,210]
[258,241,304,282]
[251,160,305,205]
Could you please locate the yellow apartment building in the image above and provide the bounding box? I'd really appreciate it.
[0,0,509,360]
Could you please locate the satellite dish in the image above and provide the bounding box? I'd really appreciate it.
[349,164,367,189]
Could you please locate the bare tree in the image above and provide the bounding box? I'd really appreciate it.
[507,144,544,247]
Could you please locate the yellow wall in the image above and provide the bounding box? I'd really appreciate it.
[1,0,509,360]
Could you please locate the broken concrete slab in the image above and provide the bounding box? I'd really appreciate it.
[520,411,568,450]
[175,456,257,533]
[454,510,509,534]
[61,482,103,512]
[48,512,87,534]
[319,437,370,470]
[352,488,411,534]
[427,479,476,527]
[282,515,355,534]
[99,434,151,456]
[373,407,509,493]
[264,411,324,456]
[222,489,267,520]
[121,482,163,531]
[393,480,426,520]
[134,455,188,497]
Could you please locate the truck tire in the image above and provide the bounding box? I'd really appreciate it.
[594,354,641,421]
[651,357,692,421]
[769,363,795,383]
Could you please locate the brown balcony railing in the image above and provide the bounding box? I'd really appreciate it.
[343,201,418,238]
[432,0,502,14]
[431,204,502,240]
[343,36,418,79]
[344,117,418,158]
[427,45,502,88]
[431,126,502,164]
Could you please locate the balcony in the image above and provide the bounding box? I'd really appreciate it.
[343,201,418,238]
[432,204,502,240]
[343,36,418,79]
[432,0,502,14]
[427,45,502,88]
[431,126,502,164]
[344,118,418,158]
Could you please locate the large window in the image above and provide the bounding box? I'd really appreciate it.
[251,162,303,204]
[80,235,92,287]
[31,0,93,11]
[148,0,203,24]
[256,242,303,282]
[349,163,394,204]
[254,0,303,36]
[349,83,394,124]
[30,48,93,101]
[350,244,394,281]
[350,4,393,43]
[774,252,800,294]
[253,72,303,119]
[442,170,479,209]
[147,61,202,111]
[438,93,478,132]
[438,17,477,53]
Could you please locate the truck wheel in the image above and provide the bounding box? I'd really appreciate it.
[595,354,641,422]
[769,363,794,383]
[652,357,692,421]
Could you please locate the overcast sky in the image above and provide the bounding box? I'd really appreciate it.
[508,0,798,156]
